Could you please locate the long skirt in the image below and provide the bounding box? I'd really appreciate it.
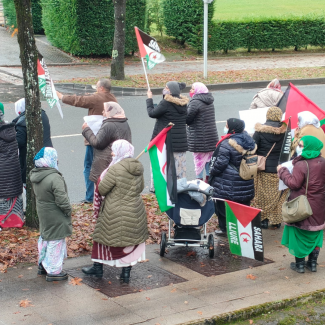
[91,241,146,267]
[193,151,213,178]
[38,236,67,274]
[281,225,323,258]
[251,172,288,225]
[0,195,24,228]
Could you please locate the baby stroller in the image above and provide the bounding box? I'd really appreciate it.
[160,179,216,258]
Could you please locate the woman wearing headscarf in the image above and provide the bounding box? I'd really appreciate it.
[12,98,53,184]
[278,136,325,273]
[187,82,219,182]
[249,78,283,109]
[251,107,288,229]
[30,147,72,282]
[210,118,257,236]
[0,103,24,229]
[82,140,148,284]
[82,102,132,184]
[291,111,325,157]
[147,82,189,191]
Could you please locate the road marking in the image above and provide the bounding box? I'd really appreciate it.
[216,120,227,123]
[51,134,82,139]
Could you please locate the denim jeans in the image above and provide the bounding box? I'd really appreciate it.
[196,162,210,179]
[84,145,94,202]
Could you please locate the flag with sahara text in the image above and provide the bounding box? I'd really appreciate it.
[225,200,264,262]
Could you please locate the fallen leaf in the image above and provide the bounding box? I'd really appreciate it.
[69,278,83,286]
[184,301,188,304]
[246,274,257,280]
[27,267,32,270]
[186,251,196,257]
[147,275,152,278]
[13,311,21,314]
[18,275,23,278]
[197,311,203,315]
[170,288,177,293]
[139,259,149,263]
[22,289,29,291]
[264,291,270,294]
[279,268,285,271]
[19,299,34,308]
[146,297,150,300]
[285,276,289,279]
[101,298,108,300]
[249,320,254,324]
[108,281,112,285]
[306,317,310,322]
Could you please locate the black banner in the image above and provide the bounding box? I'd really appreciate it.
[279,117,292,164]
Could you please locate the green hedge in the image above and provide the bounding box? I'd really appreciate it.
[41,0,146,56]
[2,0,44,34]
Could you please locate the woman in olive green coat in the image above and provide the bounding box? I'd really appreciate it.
[30,147,72,282]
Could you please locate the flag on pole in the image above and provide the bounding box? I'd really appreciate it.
[145,125,177,212]
[37,52,63,118]
[278,117,292,164]
[135,27,166,70]
[225,200,264,262]
[277,83,325,129]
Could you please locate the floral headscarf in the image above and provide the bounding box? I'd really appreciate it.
[192,82,209,95]
[267,78,282,92]
[34,147,59,170]
[300,135,323,160]
[15,98,26,116]
[266,106,283,122]
[103,102,126,119]
[298,111,320,129]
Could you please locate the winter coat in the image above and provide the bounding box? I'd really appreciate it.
[210,133,257,202]
[30,167,72,241]
[0,122,23,198]
[278,155,325,231]
[82,118,132,183]
[291,124,325,157]
[13,110,53,183]
[62,91,117,145]
[253,121,287,173]
[186,93,219,152]
[249,88,283,109]
[93,158,148,247]
[147,94,189,152]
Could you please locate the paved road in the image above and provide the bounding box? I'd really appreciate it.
[3,84,325,203]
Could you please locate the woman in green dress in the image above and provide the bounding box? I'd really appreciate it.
[277,135,325,273]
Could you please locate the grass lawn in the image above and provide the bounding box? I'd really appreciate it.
[213,0,325,21]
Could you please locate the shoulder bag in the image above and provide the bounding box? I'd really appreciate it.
[282,161,313,223]
[257,142,276,171]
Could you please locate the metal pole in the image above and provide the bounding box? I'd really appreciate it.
[203,0,208,79]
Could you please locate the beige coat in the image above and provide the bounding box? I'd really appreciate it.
[291,124,325,157]
[249,88,283,109]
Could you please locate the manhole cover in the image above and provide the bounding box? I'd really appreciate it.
[158,239,273,277]
[66,262,186,298]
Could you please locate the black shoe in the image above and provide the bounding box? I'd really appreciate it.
[290,258,305,273]
[261,219,269,229]
[120,266,132,284]
[274,223,281,229]
[215,229,227,237]
[38,263,47,275]
[80,199,92,204]
[306,249,320,272]
[82,262,103,277]
[46,271,68,282]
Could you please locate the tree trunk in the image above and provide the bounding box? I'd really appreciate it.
[14,0,43,228]
[110,0,126,80]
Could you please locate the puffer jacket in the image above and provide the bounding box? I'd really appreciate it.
[210,133,257,202]
[249,88,283,109]
[253,121,287,173]
[147,94,189,152]
[0,122,23,198]
[82,118,132,183]
[30,167,72,241]
[278,155,325,231]
[13,110,53,183]
[186,93,219,152]
[93,158,148,247]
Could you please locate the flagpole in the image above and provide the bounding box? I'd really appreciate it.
[141,58,150,91]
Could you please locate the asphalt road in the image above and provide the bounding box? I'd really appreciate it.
[3,84,325,203]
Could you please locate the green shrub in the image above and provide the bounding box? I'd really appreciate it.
[41,0,146,56]
[2,0,44,34]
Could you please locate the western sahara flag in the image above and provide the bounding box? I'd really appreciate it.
[37,52,63,118]
[145,125,177,212]
[135,27,166,70]
[277,83,325,129]
[225,200,264,262]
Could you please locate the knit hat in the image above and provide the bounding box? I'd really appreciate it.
[227,118,245,134]
[300,135,323,160]
[0,102,4,115]
[266,106,283,122]
[166,81,186,96]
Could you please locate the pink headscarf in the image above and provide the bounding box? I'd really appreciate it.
[192,82,209,95]
[267,78,282,92]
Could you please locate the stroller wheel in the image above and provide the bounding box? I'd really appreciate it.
[208,234,214,258]
[160,232,167,257]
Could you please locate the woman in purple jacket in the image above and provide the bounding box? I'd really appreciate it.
[278,135,325,273]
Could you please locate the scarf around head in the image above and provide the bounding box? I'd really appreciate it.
[103,102,126,119]
[298,111,320,129]
[192,82,209,95]
[0,102,4,122]
[34,147,59,170]
[266,106,283,122]
[15,98,26,116]
[300,135,323,160]
[267,78,282,92]
[227,118,245,134]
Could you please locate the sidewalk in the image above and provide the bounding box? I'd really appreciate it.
[2,227,325,325]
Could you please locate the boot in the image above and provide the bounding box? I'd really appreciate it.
[306,248,320,272]
[290,257,305,273]
[46,271,68,282]
[205,176,209,183]
[120,266,132,284]
[82,262,103,277]
[37,263,47,275]
[261,219,269,229]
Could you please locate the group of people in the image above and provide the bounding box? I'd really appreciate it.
[1,77,325,283]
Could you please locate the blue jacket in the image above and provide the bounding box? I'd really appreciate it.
[210,133,257,203]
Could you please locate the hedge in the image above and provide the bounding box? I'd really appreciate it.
[41,0,146,56]
[2,0,44,34]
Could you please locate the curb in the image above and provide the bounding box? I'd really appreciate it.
[55,77,325,96]
[180,288,325,325]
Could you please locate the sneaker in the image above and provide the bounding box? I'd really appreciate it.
[215,229,227,237]
[46,271,68,282]
[80,199,92,204]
